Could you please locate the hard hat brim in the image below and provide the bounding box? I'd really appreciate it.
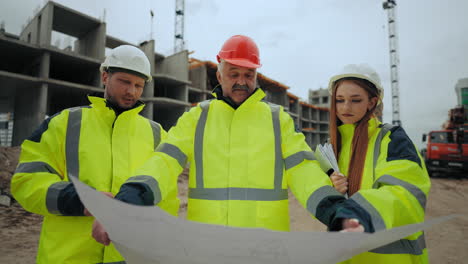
[327,73,384,105]
[224,58,261,69]
[101,65,152,82]
[328,73,383,95]
[100,45,153,82]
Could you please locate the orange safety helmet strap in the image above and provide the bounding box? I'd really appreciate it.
[217,35,261,69]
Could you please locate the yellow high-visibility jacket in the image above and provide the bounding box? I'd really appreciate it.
[132,88,341,231]
[338,118,431,263]
[11,96,174,264]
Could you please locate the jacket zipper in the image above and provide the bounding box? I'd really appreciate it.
[109,113,117,193]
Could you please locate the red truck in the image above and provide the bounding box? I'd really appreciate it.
[422,106,468,176]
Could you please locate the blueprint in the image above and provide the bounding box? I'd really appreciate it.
[71,176,453,264]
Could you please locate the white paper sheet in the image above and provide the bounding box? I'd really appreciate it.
[315,143,340,174]
[70,176,454,264]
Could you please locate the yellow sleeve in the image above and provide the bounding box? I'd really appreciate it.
[130,105,201,207]
[279,107,344,221]
[11,111,68,216]
[350,126,430,230]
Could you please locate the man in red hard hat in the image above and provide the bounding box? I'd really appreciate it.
[95,36,369,245]
[215,35,261,107]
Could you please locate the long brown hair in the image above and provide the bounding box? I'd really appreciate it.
[329,78,380,196]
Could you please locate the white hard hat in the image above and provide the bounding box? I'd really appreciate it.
[100,45,152,82]
[328,64,383,103]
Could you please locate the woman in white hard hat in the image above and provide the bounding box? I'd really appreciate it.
[326,64,430,263]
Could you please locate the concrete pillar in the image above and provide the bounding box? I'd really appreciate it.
[12,84,48,146]
[76,23,106,60]
[93,69,103,89]
[19,2,53,46]
[39,52,50,78]
[180,84,189,102]
[38,3,53,46]
[160,50,189,81]
[84,23,106,89]
[189,66,207,91]
[12,53,50,146]
[140,40,155,120]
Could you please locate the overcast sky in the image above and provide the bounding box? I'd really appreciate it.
[1,0,467,148]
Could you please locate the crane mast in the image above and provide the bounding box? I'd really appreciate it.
[383,0,402,126]
[174,0,185,53]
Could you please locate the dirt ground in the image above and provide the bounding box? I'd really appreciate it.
[1,146,467,263]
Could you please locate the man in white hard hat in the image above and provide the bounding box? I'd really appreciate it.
[11,45,177,264]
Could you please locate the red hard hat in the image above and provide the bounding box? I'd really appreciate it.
[216,35,261,69]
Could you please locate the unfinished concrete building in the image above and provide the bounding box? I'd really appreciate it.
[309,87,330,108]
[0,1,329,149]
[0,1,189,146]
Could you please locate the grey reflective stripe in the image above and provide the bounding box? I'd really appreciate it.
[46,107,83,214]
[15,161,60,176]
[194,100,211,188]
[189,187,288,201]
[306,185,344,215]
[45,181,70,215]
[373,123,394,180]
[284,151,316,170]
[126,175,162,204]
[372,124,427,209]
[269,103,283,189]
[350,192,387,231]
[157,143,187,168]
[66,108,82,179]
[148,120,161,150]
[370,233,426,255]
[373,174,427,210]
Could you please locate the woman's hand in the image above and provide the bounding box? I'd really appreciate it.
[330,171,348,194]
[341,218,364,232]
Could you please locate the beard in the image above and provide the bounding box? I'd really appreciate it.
[106,95,135,111]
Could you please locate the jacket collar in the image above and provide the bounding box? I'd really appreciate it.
[212,86,265,109]
[87,96,145,116]
[338,117,380,139]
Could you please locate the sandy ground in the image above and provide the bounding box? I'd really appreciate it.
[1,146,467,263]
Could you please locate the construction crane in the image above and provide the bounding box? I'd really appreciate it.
[382,0,402,126]
[174,0,185,53]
